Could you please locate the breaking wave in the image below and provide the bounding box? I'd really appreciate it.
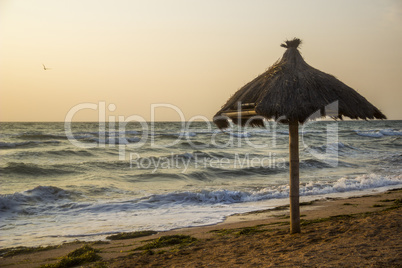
[2,173,400,215]
[356,129,402,138]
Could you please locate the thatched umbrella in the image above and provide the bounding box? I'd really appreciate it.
[213,38,386,234]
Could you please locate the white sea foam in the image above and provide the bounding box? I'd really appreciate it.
[355,130,384,138]
[379,129,402,136]
[355,129,402,138]
[302,174,402,195]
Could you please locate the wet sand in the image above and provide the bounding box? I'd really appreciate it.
[1,188,401,267]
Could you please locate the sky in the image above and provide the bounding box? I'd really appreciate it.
[1,0,401,122]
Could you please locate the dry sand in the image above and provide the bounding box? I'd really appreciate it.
[1,188,401,267]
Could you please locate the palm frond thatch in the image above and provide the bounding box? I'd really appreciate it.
[213,38,386,129]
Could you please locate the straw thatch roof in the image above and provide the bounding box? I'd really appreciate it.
[213,38,386,129]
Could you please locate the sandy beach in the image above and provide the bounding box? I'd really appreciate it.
[1,188,401,267]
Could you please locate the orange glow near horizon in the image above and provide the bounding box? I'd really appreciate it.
[1,0,401,122]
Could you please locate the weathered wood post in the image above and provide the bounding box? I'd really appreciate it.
[289,119,300,233]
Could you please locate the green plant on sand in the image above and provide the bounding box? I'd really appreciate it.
[135,235,197,251]
[106,230,157,240]
[0,245,58,258]
[210,225,268,236]
[41,245,101,268]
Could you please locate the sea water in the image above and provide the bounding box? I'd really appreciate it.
[1,120,401,248]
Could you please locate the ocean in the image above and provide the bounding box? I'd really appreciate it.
[1,120,401,248]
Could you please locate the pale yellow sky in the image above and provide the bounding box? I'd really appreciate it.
[1,0,401,121]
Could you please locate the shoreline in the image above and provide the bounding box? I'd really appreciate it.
[1,188,401,267]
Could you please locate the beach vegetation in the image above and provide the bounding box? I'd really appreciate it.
[382,198,402,211]
[343,202,357,206]
[86,261,109,268]
[301,214,354,226]
[210,226,268,236]
[134,235,197,251]
[270,205,289,211]
[379,198,396,202]
[266,221,289,226]
[300,218,329,226]
[372,204,387,208]
[237,226,267,235]
[273,214,290,219]
[300,199,402,227]
[41,244,101,268]
[90,241,110,245]
[106,230,157,240]
[209,228,234,236]
[300,201,315,206]
[156,249,167,254]
[143,249,155,255]
[0,245,58,257]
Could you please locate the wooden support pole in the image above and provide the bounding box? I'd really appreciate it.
[289,119,301,234]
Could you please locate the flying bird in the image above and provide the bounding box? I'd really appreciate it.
[42,64,51,70]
